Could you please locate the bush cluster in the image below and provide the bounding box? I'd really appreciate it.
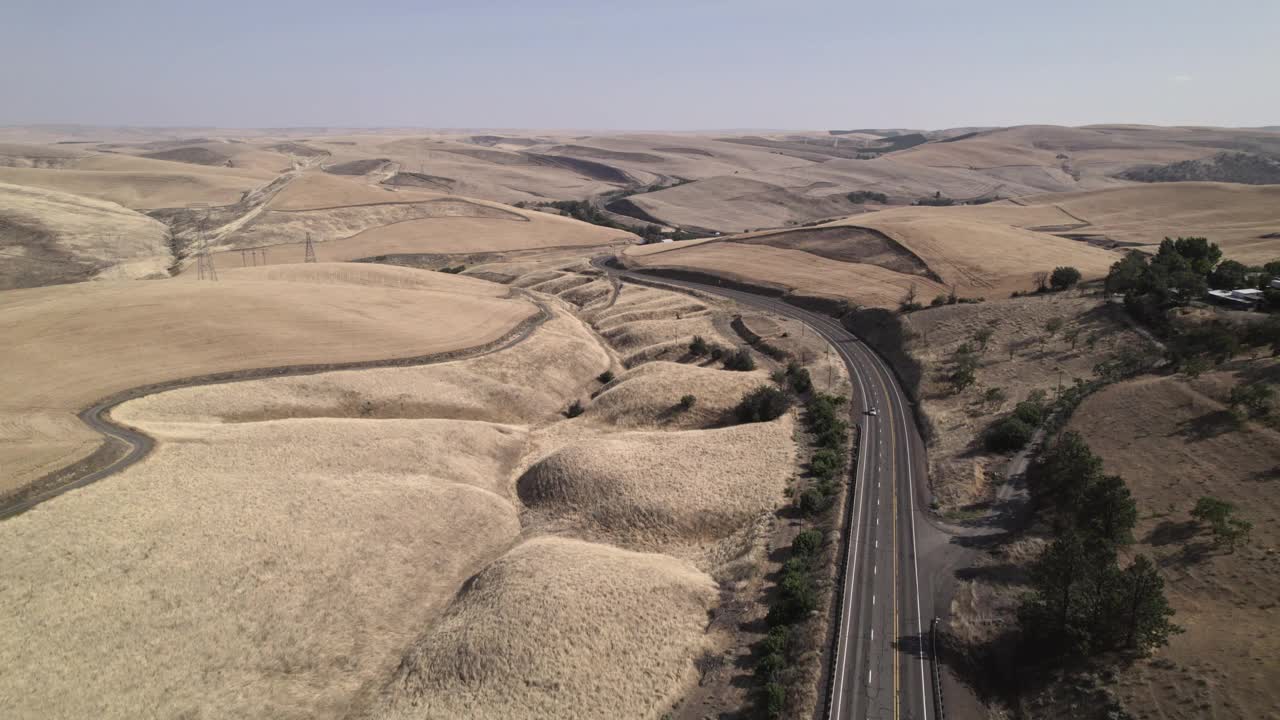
[784,361,812,394]
[736,386,790,423]
[723,348,757,371]
[756,527,826,717]
[984,396,1047,452]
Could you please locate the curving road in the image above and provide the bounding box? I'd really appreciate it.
[597,259,940,720]
[0,300,550,521]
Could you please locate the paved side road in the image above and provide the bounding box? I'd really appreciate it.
[597,259,943,720]
[0,299,551,521]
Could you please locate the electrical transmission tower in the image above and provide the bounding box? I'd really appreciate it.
[303,233,317,263]
[187,202,218,281]
[196,240,218,280]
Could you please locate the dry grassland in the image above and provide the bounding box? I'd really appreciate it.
[0,153,273,209]
[518,418,795,546]
[584,361,768,429]
[627,240,950,308]
[114,306,609,427]
[372,537,718,720]
[1068,371,1280,720]
[0,263,535,497]
[0,416,525,720]
[1025,182,1280,264]
[846,207,1120,295]
[0,181,171,288]
[899,292,1145,511]
[195,173,631,271]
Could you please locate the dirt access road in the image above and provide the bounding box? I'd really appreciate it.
[597,256,970,720]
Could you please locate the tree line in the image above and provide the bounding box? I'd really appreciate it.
[1018,432,1180,659]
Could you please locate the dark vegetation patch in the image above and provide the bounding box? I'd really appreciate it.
[267,142,329,158]
[1118,151,1280,185]
[0,216,100,290]
[737,226,934,277]
[468,135,540,147]
[523,153,632,183]
[140,147,229,166]
[323,158,391,175]
[383,171,456,191]
[548,144,665,164]
[651,146,715,157]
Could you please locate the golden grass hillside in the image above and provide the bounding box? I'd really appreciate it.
[0,412,524,720]
[0,263,536,498]
[584,361,769,429]
[1019,182,1280,264]
[1067,371,1280,720]
[372,536,718,720]
[589,283,742,365]
[191,172,633,272]
[113,306,608,427]
[518,418,795,545]
[0,181,171,289]
[625,240,950,309]
[0,152,274,209]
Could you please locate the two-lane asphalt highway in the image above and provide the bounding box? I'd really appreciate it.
[599,261,936,720]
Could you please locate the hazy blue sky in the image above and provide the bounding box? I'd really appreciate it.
[4,0,1277,129]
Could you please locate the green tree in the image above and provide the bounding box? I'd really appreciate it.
[985,417,1035,452]
[1064,327,1081,350]
[1163,236,1222,276]
[950,365,976,394]
[679,394,697,410]
[1051,266,1082,290]
[1227,383,1273,419]
[723,348,757,371]
[972,327,994,352]
[1078,475,1138,546]
[1191,496,1253,551]
[1106,251,1150,295]
[736,386,790,423]
[1039,431,1104,510]
[982,386,1007,408]
[1045,317,1065,338]
[1180,355,1211,380]
[1113,555,1181,652]
[1208,259,1249,290]
[689,335,709,357]
[1019,532,1092,651]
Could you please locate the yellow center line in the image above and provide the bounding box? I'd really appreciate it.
[886,375,901,720]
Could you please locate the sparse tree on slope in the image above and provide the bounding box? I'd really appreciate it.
[1051,266,1082,291]
[1078,475,1138,546]
[1114,555,1181,652]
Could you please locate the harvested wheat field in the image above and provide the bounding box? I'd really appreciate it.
[898,292,1146,512]
[0,181,172,289]
[518,418,795,545]
[1022,182,1280,263]
[1068,371,1280,720]
[0,263,535,498]
[584,361,768,429]
[372,536,718,720]
[626,240,950,308]
[194,173,633,272]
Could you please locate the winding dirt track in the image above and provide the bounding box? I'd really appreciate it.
[0,299,549,521]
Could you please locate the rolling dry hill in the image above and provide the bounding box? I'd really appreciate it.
[0,263,537,501]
